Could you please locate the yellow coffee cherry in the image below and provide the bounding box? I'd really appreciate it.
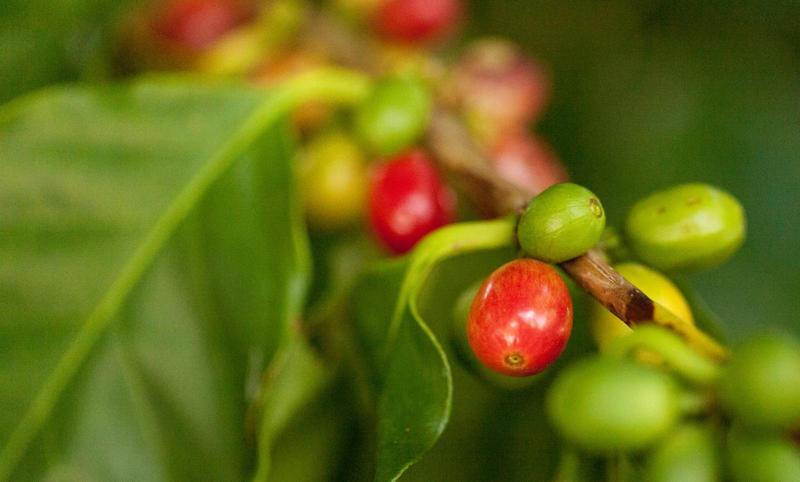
[299,131,367,230]
[590,262,693,351]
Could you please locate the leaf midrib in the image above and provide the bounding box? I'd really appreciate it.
[0,68,370,481]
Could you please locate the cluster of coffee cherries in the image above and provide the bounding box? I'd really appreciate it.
[545,329,800,481]
[123,1,799,479]
[459,182,745,377]
[124,0,564,254]
[454,182,800,480]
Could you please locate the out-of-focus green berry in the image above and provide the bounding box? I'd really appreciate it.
[590,262,693,352]
[644,424,719,482]
[353,75,431,156]
[727,425,800,482]
[719,335,800,431]
[517,183,606,263]
[625,183,745,272]
[299,131,367,230]
[546,356,680,453]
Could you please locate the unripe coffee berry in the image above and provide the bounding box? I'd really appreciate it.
[644,424,720,482]
[625,183,745,272]
[490,133,569,197]
[590,262,693,352]
[299,131,368,230]
[719,335,800,431]
[151,0,255,52]
[547,357,680,453]
[517,183,606,263]
[368,150,456,254]
[467,259,572,376]
[373,0,462,44]
[727,425,800,482]
[354,75,431,156]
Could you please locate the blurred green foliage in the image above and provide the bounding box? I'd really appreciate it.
[0,0,143,103]
[0,81,310,480]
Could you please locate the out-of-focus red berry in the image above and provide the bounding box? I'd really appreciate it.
[152,0,255,52]
[491,133,568,196]
[368,150,456,254]
[374,0,462,44]
[468,259,572,376]
[449,39,551,146]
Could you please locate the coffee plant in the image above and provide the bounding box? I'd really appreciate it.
[1,1,799,481]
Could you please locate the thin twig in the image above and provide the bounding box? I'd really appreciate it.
[426,107,532,217]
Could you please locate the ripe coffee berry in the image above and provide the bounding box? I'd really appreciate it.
[451,281,537,390]
[467,259,572,376]
[547,357,680,453]
[354,75,432,156]
[448,39,550,146]
[625,183,746,272]
[374,0,461,44]
[151,0,255,52]
[368,150,456,254]
[517,183,606,263]
[490,133,568,196]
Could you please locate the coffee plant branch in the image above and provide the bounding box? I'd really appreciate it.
[426,107,728,361]
[302,7,728,361]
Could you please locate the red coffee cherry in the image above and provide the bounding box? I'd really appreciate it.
[368,150,456,254]
[373,0,462,44]
[448,39,551,146]
[491,133,568,196]
[151,0,255,52]
[468,259,573,376]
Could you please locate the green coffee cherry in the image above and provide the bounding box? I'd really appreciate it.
[299,131,367,229]
[625,183,745,272]
[517,183,606,263]
[719,335,800,431]
[450,281,537,390]
[547,356,680,453]
[353,75,431,156]
[727,425,800,482]
[644,424,719,482]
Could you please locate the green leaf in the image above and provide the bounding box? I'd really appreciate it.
[252,334,332,482]
[361,218,518,482]
[352,257,409,385]
[266,383,362,482]
[0,0,145,102]
[0,69,370,481]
